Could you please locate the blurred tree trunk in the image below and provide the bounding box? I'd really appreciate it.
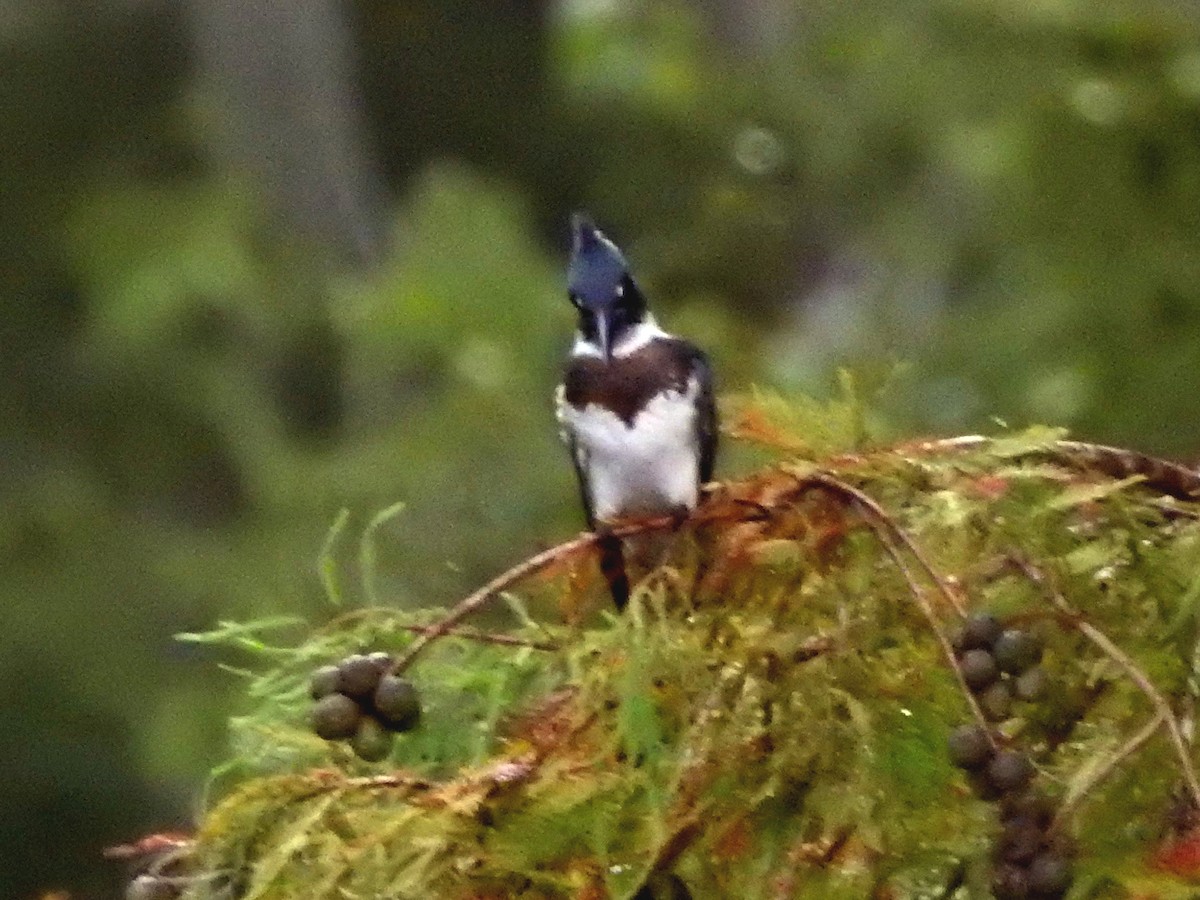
[352,1,551,185]
[187,0,385,268]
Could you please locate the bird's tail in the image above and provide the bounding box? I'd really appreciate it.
[596,533,630,610]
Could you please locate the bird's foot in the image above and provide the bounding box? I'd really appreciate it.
[667,505,692,530]
[599,509,689,535]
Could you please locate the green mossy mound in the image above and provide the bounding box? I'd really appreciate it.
[170,401,1200,899]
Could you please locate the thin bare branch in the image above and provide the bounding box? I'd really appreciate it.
[808,473,967,616]
[891,435,1200,502]
[393,516,675,673]
[1013,557,1200,811]
[871,524,998,746]
[341,772,433,792]
[1058,712,1165,823]
[395,623,557,652]
[316,607,555,651]
[783,472,991,739]
[1072,623,1200,805]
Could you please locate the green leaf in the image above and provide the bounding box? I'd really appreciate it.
[318,508,351,606]
[1047,475,1146,510]
[177,616,306,651]
[989,426,1069,458]
[358,500,406,607]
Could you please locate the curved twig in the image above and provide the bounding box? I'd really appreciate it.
[396,623,557,652]
[789,473,993,743]
[807,473,967,617]
[893,435,1200,501]
[1012,557,1200,811]
[868,520,998,746]
[315,608,557,651]
[1058,712,1165,824]
[393,516,675,674]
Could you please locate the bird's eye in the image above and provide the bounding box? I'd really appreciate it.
[569,293,582,309]
[614,283,624,299]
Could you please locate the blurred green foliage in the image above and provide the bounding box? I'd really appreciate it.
[5,0,1200,896]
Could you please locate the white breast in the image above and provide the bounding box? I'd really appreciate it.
[557,377,701,523]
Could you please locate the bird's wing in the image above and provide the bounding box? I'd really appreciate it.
[567,432,597,530]
[555,382,597,529]
[689,347,718,485]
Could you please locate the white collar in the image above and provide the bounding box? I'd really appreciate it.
[571,316,669,359]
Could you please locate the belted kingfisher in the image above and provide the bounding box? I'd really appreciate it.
[555,215,718,608]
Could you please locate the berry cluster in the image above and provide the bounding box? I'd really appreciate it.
[310,652,421,761]
[948,613,1074,899]
[993,790,1075,899]
[952,614,1045,721]
[948,724,1074,897]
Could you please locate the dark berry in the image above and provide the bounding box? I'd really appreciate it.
[310,665,341,700]
[1027,852,1072,896]
[967,770,1005,801]
[350,716,394,762]
[991,863,1029,899]
[126,875,178,900]
[947,724,993,770]
[988,750,1035,793]
[337,653,388,698]
[373,674,421,732]
[311,693,361,740]
[994,629,1043,674]
[632,872,693,900]
[961,649,999,691]
[1042,829,1077,859]
[1015,666,1048,702]
[1001,789,1056,827]
[980,680,1014,721]
[959,613,1003,651]
[998,819,1043,864]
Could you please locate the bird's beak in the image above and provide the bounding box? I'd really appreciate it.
[596,311,612,361]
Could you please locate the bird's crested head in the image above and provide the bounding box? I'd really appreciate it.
[567,214,649,360]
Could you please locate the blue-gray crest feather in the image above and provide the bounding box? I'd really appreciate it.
[568,214,628,306]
